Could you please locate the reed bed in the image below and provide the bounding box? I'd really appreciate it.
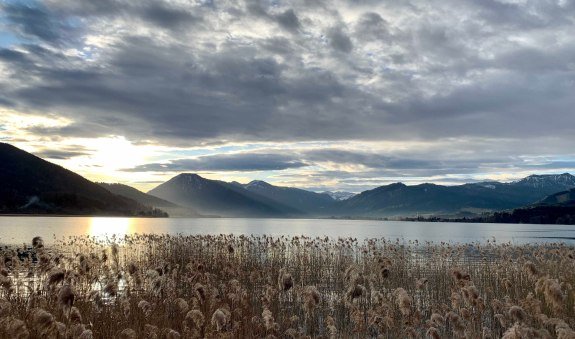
[0,234,574,338]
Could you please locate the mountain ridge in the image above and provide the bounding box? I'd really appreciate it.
[0,143,165,216]
[148,173,301,217]
[147,172,575,218]
[2,142,574,219]
[241,180,335,214]
[98,182,178,208]
[538,188,575,206]
[334,173,575,217]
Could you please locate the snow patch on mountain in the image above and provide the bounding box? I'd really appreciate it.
[516,173,575,189]
[323,191,356,201]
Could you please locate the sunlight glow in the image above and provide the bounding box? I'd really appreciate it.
[88,217,134,239]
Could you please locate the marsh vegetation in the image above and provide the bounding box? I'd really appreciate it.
[0,234,574,338]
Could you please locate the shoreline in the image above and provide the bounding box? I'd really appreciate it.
[1,213,575,226]
[0,213,170,218]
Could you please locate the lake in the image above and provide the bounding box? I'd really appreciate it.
[1,216,574,245]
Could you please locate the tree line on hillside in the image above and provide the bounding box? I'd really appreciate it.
[401,205,575,225]
[0,193,169,217]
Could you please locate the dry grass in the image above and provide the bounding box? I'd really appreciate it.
[0,234,574,338]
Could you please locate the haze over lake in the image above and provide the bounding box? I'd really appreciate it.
[1,216,574,246]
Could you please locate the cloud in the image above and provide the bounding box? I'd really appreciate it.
[327,26,353,53]
[0,2,74,44]
[1,0,573,145]
[123,143,569,178]
[0,48,28,63]
[354,12,389,42]
[0,0,574,190]
[35,146,91,159]
[304,149,438,169]
[275,9,301,32]
[125,153,307,172]
[141,3,199,28]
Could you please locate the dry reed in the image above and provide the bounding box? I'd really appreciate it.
[0,234,573,338]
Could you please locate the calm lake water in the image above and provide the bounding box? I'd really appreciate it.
[1,216,574,246]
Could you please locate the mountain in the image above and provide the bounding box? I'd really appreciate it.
[492,189,575,225]
[538,188,575,206]
[98,183,177,208]
[515,173,575,189]
[3,141,573,219]
[0,143,165,216]
[489,187,575,225]
[148,174,300,217]
[98,182,199,217]
[485,186,575,225]
[335,174,575,217]
[323,191,356,201]
[242,180,335,214]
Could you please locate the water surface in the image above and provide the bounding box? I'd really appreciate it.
[0,216,574,245]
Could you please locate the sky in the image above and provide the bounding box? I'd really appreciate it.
[1,0,575,193]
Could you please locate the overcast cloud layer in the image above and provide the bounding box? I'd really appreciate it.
[1,0,575,191]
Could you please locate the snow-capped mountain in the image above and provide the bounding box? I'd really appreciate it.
[244,180,275,190]
[515,173,575,189]
[323,191,356,201]
[336,173,575,217]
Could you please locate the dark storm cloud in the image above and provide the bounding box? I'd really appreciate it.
[125,153,307,172]
[0,0,574,156]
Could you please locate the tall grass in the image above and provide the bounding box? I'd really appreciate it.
[0,234,574,338]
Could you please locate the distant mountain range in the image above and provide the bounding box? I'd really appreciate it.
[2,142,575,220]
[0,143,166,216]
[336,173,575,217]
[147,172,575,218]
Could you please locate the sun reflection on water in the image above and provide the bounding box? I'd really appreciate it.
[88,217,133,239]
